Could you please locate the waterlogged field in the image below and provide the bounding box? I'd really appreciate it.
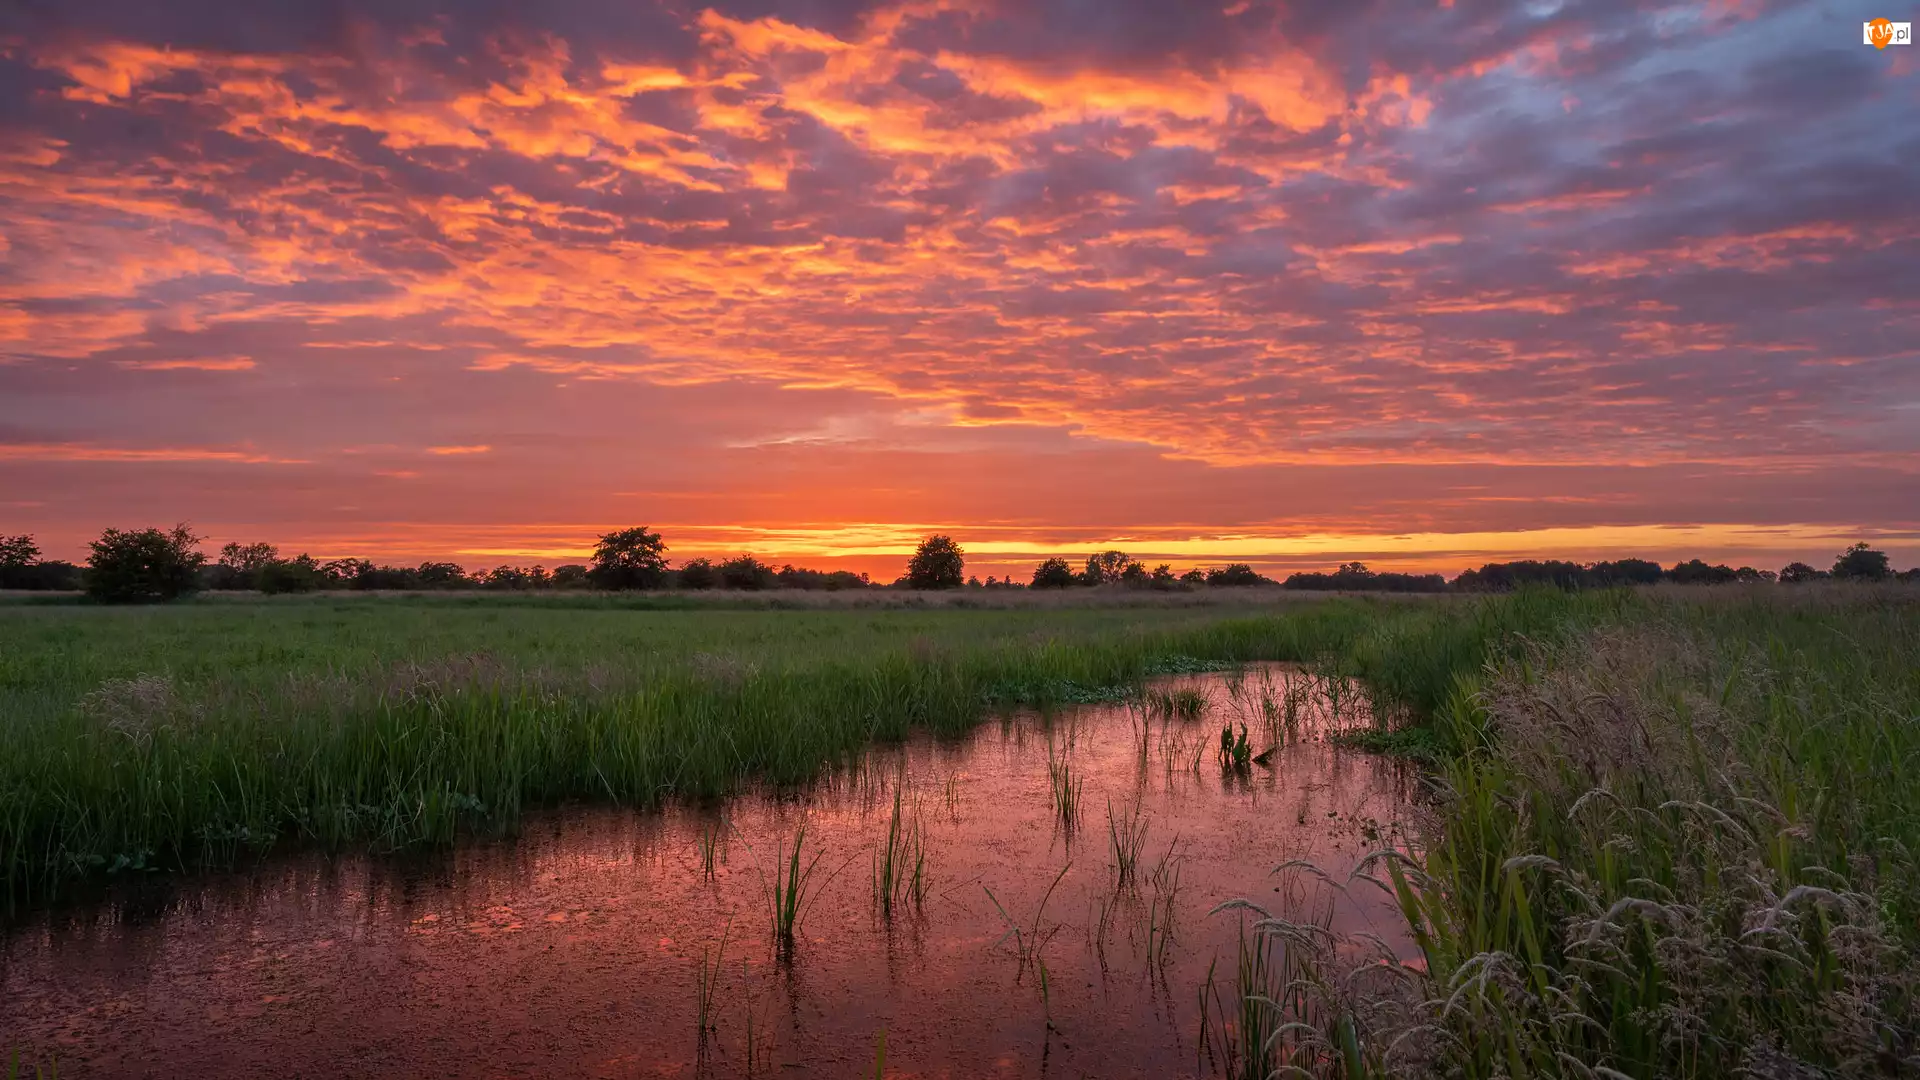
[2,585,1918,1078]
[2,666,1422,1078]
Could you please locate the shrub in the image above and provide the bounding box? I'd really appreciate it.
[1179,568,1206,585]
[906,535,965,589]
[550,564,591,589]
[85,524,207,603]
[1030,557,1076,588]
[588,526,669,590]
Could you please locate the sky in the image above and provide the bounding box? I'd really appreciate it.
[1,0,1916,580]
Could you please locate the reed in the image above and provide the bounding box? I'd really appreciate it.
[873,781,927,919]
[766,824,825,953]
[1046,748,1082,832]
[694,917,730,1038]
[1105,798,1148,890]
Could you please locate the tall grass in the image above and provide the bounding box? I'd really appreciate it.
[1216,585,1920,1078]
[3,593,1481,904]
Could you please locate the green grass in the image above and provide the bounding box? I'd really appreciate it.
[1219,584,1920,1078]
[0,590,1545,904]
[7,584,1914,1075]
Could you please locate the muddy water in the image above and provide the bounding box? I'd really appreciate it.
[1,666,1423,1078]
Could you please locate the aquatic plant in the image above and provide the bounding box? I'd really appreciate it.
[872,781,927,919]
[1217,723,1252,770]
[985,861,1072,976]
[694,917,730,1039]
[1143,685,1209,722]
[1046,749,1082,832]
[695,818,725,881]
[1105,798,1148,890]
[765,824,826,953]
[4,1050,58,1080]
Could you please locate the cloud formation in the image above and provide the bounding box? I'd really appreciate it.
[1,0,1915,573]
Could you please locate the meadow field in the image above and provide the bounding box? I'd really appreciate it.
[3,584,1917,1077]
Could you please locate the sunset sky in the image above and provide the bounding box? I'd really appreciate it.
[1,0,1915,580]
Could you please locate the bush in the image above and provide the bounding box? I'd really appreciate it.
[906,535,965,589]
[551,564,591,589]
[85,524,207,603]
[1030,557,1076,589]
[588,526,669,590]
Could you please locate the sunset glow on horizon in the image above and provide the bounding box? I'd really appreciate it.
[2,0,1916,579]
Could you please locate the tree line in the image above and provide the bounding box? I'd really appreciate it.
[0,526,1912,604]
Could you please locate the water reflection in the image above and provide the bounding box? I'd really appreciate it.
[2,665,1423,1078]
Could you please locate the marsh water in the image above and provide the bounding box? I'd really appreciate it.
[1,666,1423,1078]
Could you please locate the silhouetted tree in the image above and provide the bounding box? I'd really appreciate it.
[719,554,776,590]
[414,562,472,589]
[0,534,44,589]
[1081,550,1135,586]
[1284,561,1447,592]
[1779,562,1826,583]
[589,526,669,590]
[1030,557,1076,588]
[211,541,278,590]
[677,557,718,589]
[0,534,37,571]
[1150,564,1177,588]
[1590,558,1664,586]
[86,524,206,603]
[323,558,371,586]
[1666,559,1738,585]
[1832,542,1891,581]
[551,564,591,588]
[1205,564,1267,587]
[907,535,965,589]
[259,554,326,594]
[1179,568,1207,585]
